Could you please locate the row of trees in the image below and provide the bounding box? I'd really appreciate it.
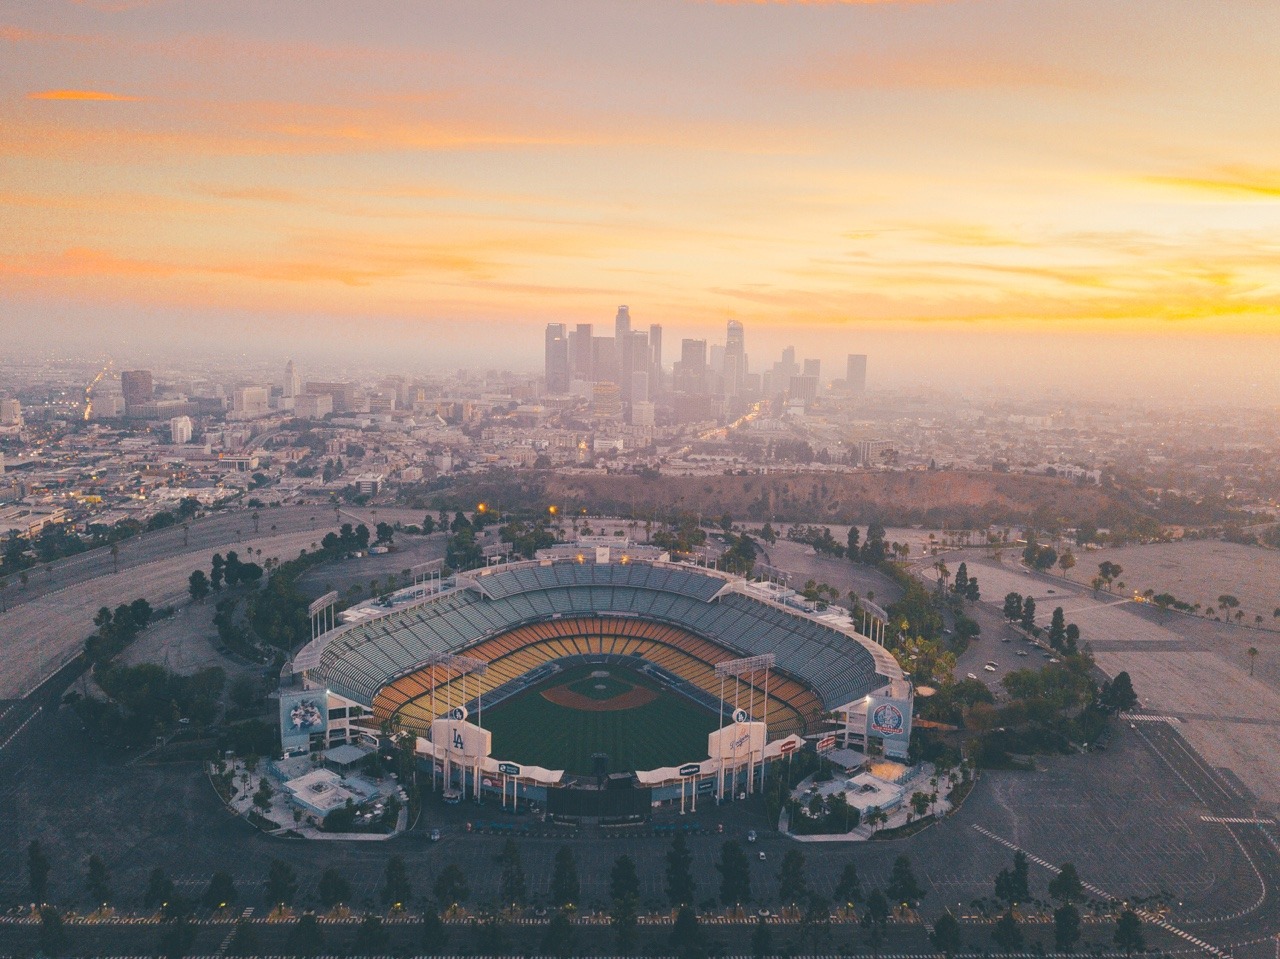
[25,839,1148,958]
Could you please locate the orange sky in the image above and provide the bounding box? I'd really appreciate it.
[2,0,1279,385]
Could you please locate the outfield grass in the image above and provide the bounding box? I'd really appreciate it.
[483,664,719,775]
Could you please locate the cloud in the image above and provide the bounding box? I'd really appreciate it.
[795,49,1097,91]
[27,89,140,101]
[1145,169,1280,200]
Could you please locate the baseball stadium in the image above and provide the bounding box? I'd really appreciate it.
[285,544,912,818]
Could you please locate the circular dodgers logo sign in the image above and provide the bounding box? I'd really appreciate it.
[449,706,468,722]
[870,703,904,736]
[733,708,750,724]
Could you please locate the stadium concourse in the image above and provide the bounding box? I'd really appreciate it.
[283,542,913,819]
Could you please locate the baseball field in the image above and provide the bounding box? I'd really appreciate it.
[481,663,720,775]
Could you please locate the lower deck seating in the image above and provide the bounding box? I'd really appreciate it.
[374,615,824,740]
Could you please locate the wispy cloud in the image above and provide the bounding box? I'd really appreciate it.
[1145,168,1280,200]
[794,49,1098,91]
[27,89,140,101]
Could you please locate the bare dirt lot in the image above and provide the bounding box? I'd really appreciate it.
[1081,540,1280,629]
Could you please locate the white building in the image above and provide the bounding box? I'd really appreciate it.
[169,415,193,444]
[232,387,270,417]
[0,399,22,427]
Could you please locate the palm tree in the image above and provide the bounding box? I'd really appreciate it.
[182,523,190,547]
[1247,647,1258,677]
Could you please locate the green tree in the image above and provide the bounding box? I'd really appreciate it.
[670,904,704,956]
[541,910,576,958]
[287,914,324,957]
[1048,863,1084,903]
[1113,909,1145,956]
[382,855,412,908]
[188,569,210,601]
[1247,646,1259,677]
[552,845,580,908]
[144,867,174,910]
[201,871,236,910]
[265,859,297,907]
[861,889,890,958]
[612,893,639,955]
[751,915,774,958]
[777,848,808,906]
[716,840,752,906]
[353,914,389,955]
[1002,592,1023,622]
[991,910,1024,954]
[38,906,66,957]
[1020,595,1037,631]
[1102,671,1138,713]
[886,855,924,908]
[610,854,640,906]
[846,526,860,557]
[930,911,963,958]
[834,861,863,907]
[665,833,696,907]
[86,854,111,907]
[434,862,468,905]
[1054,904,1082,953]
[317,867,350,909]
[1048,607,1067,648]
[420,902,449,954]
[498,839,527,906]
[28,840,50,903]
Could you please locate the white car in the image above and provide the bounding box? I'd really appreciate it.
[966,672,978,680]
[983,664,997,672]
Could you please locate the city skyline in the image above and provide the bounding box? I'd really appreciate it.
[2,1,1278,402]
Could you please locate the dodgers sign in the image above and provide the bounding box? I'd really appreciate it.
[732,708,749,724]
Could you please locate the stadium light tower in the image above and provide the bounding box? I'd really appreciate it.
[714,653,775,798]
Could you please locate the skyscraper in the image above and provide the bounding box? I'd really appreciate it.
[675,338,708,395]
[648,324,663,394]
[803,358,820,379]
[615,306,633,400]
[724,319,745,397]
[284,359,301,398]
[846,354,867,392]
[572,323,594,380]
[544,323,570,393]
[121,370,153,408]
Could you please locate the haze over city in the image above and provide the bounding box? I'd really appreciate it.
[3,0,1279,400]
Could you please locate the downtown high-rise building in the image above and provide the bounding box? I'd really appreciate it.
[121,370,153,408]
[846,354,867,392]
[571,323,594,381]
[544,323,571,393]
[675,338,708,395]
[724,319,746,397]
[648,323,663,394]
[615,305,635,400]
[284,359,301,398]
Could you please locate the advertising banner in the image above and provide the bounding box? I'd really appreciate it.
[430,718,492,761]
[865,696,912,757]
[280,691,328,753]
[707,721,766,760]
